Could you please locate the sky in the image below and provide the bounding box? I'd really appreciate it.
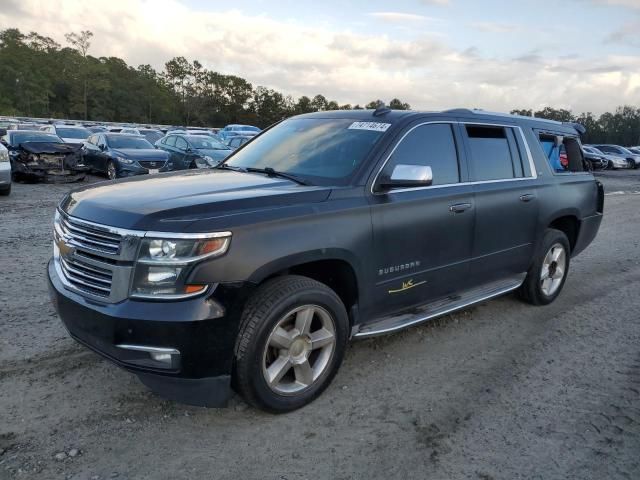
[1,0,639,114]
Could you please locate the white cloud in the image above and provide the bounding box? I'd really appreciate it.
[606,19,640,47]
[469,21,520,33]
[0,0,638,114]
[368,12,434,23]
[590,0,640,8]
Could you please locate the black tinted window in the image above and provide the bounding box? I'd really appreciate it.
[386,123,460,185]
[466,126,516,181]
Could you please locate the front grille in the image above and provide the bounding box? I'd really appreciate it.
[59,214,122,255]
[54,211,139,303]
[59,255,113,297]
[138,160,165,169]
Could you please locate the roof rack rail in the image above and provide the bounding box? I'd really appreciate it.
[442,108,476,115]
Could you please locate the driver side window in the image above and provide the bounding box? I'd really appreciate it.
[385,123,460,186]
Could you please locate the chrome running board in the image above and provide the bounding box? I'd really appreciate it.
[353,274,526,338]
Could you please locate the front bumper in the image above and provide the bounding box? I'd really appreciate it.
[47,259,246,407]
[117,162,171,177]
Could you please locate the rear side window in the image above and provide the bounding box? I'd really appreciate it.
[386,123,460,186]
[465,126,521,181]
[538,133,585,173]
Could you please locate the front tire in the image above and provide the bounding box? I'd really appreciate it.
[519,228,570,306]
[234,275,349,413]
[106,161,117,180]
[0,184,10,196]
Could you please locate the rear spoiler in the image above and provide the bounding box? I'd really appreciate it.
[563,122,586,137]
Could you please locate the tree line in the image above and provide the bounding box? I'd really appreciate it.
[0,28,638,144]
[510,107,640,146]
[0,28,409,129]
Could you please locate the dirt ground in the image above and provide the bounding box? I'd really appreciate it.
[1,170,639,480]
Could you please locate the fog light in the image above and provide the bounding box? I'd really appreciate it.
[150,351,173,364]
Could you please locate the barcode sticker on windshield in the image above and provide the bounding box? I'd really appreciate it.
[348,122,391,132]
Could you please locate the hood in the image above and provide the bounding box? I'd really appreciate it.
[18,141,82,154]
[61,169,332,231]
[111,148,169,161]
[61,138,86,144]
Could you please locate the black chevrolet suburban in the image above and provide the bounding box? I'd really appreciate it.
[48,108,604,412]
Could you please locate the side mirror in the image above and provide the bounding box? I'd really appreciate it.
[377,164,433,191]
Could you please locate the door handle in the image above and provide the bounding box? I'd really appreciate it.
[519,194,535,202]
[449,203,472,213]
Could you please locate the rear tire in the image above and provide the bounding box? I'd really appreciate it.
[233,275,349,413]
[519,228,570,306]
[0,184,10,196]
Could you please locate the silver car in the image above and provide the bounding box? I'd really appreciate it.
[592,144,640,169]
[0,142,11,195]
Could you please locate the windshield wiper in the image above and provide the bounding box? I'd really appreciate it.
[215,163,247,172]
[246,167,312,186]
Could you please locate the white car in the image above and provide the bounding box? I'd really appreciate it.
[0,142,11,195]
[40,125,92,144]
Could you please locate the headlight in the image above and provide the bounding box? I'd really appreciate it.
[130,233,231,299]
[194,155,217,168]
[117,156,134,165]
[0,149,8,162]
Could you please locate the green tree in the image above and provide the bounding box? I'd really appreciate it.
[64,30,93,120]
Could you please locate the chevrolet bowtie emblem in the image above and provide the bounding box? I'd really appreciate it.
[57,238,76,257]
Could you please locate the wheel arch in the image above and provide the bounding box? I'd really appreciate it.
[248,249,361,325]
[547,213,580,253]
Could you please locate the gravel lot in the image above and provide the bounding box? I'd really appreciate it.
[1,171,639,480]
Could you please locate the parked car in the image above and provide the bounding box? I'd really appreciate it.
[584,145,630,170]
[225,135,252,150]
[119,127,141,136]
[627,146,640,155]
[82,133,170,180]
[591,144,640,169]
[48,108,603,413]
[0,142,11,195]
[86,126,108,134]
[155,133,232,168]
[582,146,608,170]
[8,123,41,131]
[40,125,92,144]
[138,128,164,145]
[218,124,261,141]
[0,129,87,182]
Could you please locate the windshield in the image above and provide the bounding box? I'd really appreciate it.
[225,118,387,184]
[12,132,62,144]
[56,127,91,139]
[107,136,153,149]
[233,126,260,132]
[142,131,163,144]
[187,136,229,150]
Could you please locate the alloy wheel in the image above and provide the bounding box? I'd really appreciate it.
[107,162,117,180]
[262,305,336,395]
[540,243,566,296]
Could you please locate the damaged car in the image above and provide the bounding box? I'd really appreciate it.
[0,129,88,183]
